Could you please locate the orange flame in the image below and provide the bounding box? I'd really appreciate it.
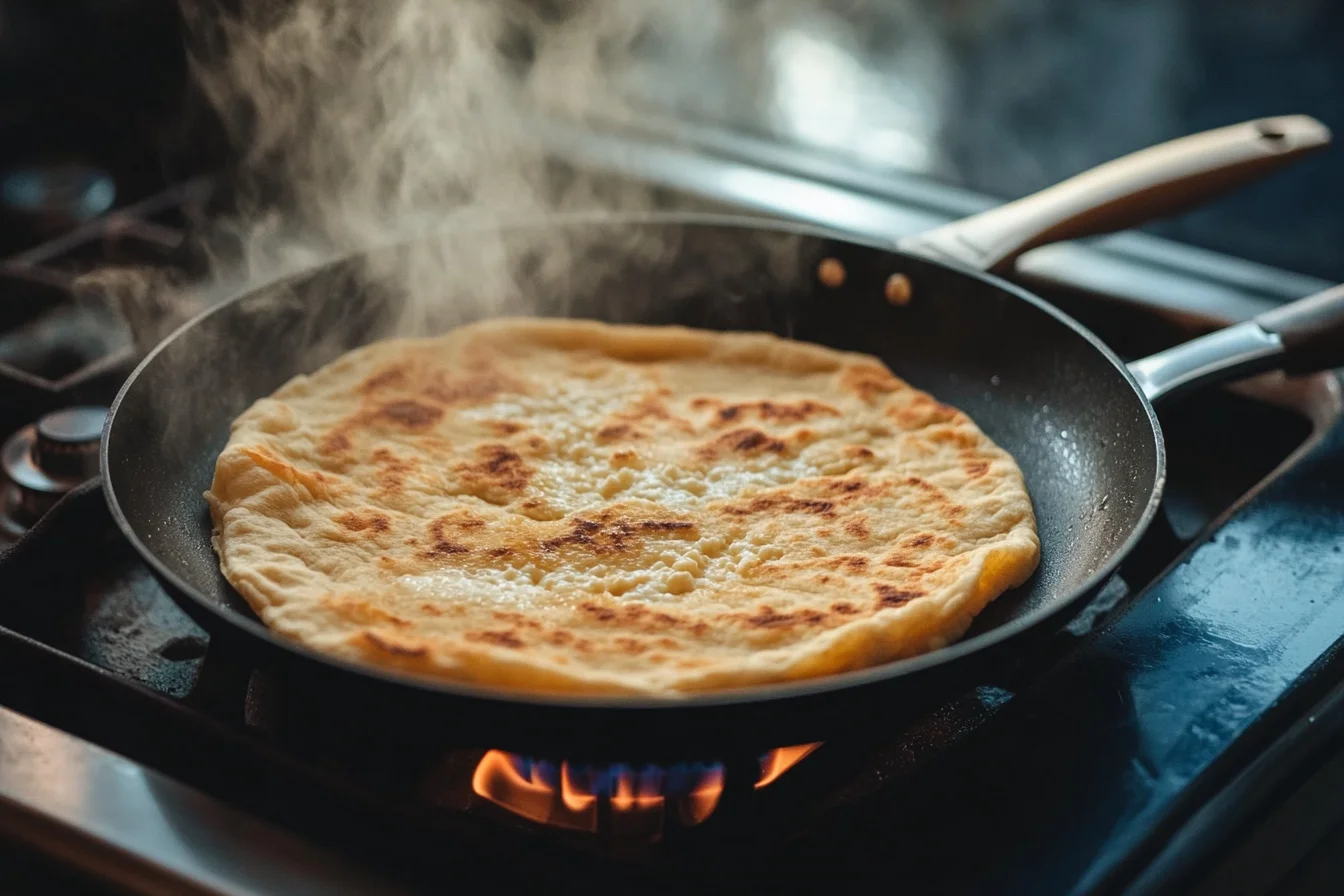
[471,743,821,833]
[559,762,596,814]
[471,751,599,832]
[471,751,726,834]
[682,765,725,826]
[755,743,822,789]
[609,770,666,838]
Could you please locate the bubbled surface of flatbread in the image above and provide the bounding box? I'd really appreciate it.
[206,317,1039,696]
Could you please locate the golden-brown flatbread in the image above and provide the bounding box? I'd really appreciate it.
[206,318,1038,695]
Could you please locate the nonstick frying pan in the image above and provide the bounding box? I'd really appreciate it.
[103,116,1338,756]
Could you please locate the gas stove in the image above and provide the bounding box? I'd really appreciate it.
[3,124,1344,895]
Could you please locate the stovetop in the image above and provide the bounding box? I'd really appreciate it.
[3,127,1344,894]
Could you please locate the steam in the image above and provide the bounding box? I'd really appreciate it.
[88,0,878,351]
[169,0,720,338]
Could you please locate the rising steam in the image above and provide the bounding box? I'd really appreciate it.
[167,0,715,338]
[90,0,861,347]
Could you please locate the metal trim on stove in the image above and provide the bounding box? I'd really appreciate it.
[0,705,410,896]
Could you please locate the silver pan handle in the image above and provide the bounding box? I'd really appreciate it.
[899,115,1330,274]
[1128,284,1344,404]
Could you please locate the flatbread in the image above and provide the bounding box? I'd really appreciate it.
[206,318,1038,695]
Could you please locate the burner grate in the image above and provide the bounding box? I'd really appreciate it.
[0,178,214,427]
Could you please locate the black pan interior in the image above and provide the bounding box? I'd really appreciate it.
[104,217,1161,705]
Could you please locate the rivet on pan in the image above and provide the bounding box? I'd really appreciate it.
[818,257,846,288]
[884,273,912,306]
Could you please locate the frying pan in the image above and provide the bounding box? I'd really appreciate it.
[103,116,1339,756]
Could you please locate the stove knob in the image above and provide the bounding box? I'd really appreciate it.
[1,406,109,537]
[32,406,107,481]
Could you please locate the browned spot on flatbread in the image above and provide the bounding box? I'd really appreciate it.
[963,459,990,479]
[831,601,859,615]
[692,398,842,428]
[596,423,644,442]
[705,428,788,456]
[739,605,828,629]
[486,420,525,436]
[544,517,696,555]
[335,510,391,533]
[905,476,965,519]
[321,397,444,456]
[420,515,475,559]
[818,477,887,503]
[882,532,941,569]
[844,517,870,539]
[360,365,409,394]
[842,363,904,402]
[579,601,618,622]
[874,584,925,608]
[491,611,542,630]
[432,510,486,531]
[927,426,980,448]
[454,443,534,495]
[891,394,963,430]
[819,554,869,573]
[466,629,525,649]
[426,365,526,405]
[723,493,836,519]
[319,431,351,455]
[375,400,441,428]
[621,393,672,422]
[614,637,648,655]
[422,540,469,558]
[639,520,697,533]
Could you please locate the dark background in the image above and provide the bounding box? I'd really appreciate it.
[0,0,1339,280]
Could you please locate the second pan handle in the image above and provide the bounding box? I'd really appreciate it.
[1128,283,1344,404]
[898,115,1331,274]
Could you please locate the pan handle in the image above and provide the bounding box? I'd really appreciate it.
[1128,284,1344,404]
[898,115,1331,274]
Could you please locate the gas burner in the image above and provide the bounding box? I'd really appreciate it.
[1,406,107,536]
[470,744,821,837]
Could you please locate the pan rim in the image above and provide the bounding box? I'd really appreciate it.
[100,211,1167,712]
